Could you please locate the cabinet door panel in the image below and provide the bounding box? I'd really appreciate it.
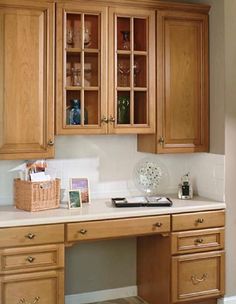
[56,3,107,134]
[0,270,64,304]
[172,251,225,302]
[0,1,54,159]
[109,7,155,134]
[156,10,209,153]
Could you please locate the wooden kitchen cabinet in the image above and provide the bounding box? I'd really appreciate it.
[138,6,210,153]
[172,251,225,302]
[56,2,108,134]
[0,224,65,304]
[0,270,64,304]
[0,0,55,160]
[56,2,155,135]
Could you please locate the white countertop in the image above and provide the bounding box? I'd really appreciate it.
[0,196,226,228]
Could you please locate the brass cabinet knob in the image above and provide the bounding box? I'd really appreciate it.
[158,137,165,145]
[26,256,35,263]
[195,238,204,244]
[109,116,116,123]
[79,229,87,235]
[25,233,36,240]
[18,297,40,304]
[155,222,162,228]
[196,218,204,224]
[48,139,54,146]
[101,116,109,124]
[191,273,207,285]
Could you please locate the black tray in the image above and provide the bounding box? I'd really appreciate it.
[112,197,172,207]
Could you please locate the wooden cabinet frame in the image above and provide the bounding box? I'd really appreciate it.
[0,0,55,160]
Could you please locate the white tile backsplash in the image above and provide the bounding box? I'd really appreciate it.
[0,135,225,205]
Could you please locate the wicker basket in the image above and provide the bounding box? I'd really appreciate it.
[14,178,60,212]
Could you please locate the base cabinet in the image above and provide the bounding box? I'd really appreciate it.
[172,251,225,303]
[0,270,64,304]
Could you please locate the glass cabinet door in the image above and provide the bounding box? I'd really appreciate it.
[109,7,155,134]
[56,4,107,134]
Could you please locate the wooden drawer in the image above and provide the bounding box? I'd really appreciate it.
[0,270,64,304]
[0,224,64,248]
[172,251,225,302]
[172,210,225,231]
[67,215,170,242]
[171,228,225,254]
[0,244,64,274]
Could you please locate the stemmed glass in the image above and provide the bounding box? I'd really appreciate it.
[67,29,74,47]
[118,62,130,87]
[133,61,140,87]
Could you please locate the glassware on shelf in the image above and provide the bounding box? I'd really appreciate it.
[84,28,91,48]
[117,95,130,124]
[66,99,89,125]
[67,29,74,47]
[118,62,130,87]
[120,30,130,50]
[71,67,81,86]
[67,99,81,125]
[133,61,140,87]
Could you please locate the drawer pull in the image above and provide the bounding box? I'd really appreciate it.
[26,256,35,263]
[195,238,204,244]
[155,222,163,228]
[191,273,207,285]
[196,218,204,224]
[25,233,36,240]
[18,296,40,304]
[79,229,87,235]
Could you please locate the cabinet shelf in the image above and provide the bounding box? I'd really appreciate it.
[66,86,99,91]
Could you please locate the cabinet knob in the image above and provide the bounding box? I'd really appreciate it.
[155,222,162,228]
[195,238,204,244]
[18,297,40,304]
[79,229,87,235]
[196,218,204,224]
[191,273,207,285]
[48,139,54,146]
[158,137,165,145]
[109,116,116,123]
[101,116,109,124]
[26,256,35,263]
[25,233,36,240]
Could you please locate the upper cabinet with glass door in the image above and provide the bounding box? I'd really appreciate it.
[108,7,155,134]
[56,3,107,134]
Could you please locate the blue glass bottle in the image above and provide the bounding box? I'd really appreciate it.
[69,99,81,125]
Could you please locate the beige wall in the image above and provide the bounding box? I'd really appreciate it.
[224,0,236,296]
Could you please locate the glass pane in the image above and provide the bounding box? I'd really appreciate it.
[84,15,99,49]
[66,91,82,126]
[134,91,147,124]
[134,55,146,88]
[134,18,147,51]
[117,91,130,124]
[66,53,81,87]
[84,91,99,125]
[117,17,131,51]
[84,53,98,87]
[66,14,81,49]
[117,54,131,87]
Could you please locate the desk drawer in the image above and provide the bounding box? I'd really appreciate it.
[171,228,225,255]
[0,244,64,274]
[172,251,225,302]
[172,210,225,231]
[67,215,170,242]
[0,224,64,248]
